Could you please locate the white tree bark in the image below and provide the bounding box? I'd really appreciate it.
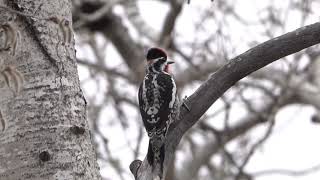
[0,0,101,179]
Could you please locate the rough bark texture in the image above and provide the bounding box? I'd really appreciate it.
[0,0,101,179]
[131,22,320,179]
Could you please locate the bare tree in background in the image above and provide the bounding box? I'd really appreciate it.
[74,0,320,180]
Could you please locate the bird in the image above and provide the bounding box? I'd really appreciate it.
[138,47,179,179]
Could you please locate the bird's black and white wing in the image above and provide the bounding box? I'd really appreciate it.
[138,73,177,137]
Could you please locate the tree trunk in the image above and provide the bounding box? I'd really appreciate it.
[0,0,101,179]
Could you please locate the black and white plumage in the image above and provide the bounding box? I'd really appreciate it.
[138,48,179,179]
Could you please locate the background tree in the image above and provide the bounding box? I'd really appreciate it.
[72,0,320,179]
[71,0,320,179]
[2,0,319,180]
[0,0,100,179]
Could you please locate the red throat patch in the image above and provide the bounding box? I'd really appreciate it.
[164,64,170,73]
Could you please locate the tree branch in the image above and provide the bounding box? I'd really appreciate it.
[177,22,320,133]
[130,22,320,179]
[123,0,158,42]
[75,2,145,78]
[158,0,183,46]
[253,163,320,177]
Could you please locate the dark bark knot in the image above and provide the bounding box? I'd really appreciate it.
[70,125,86,135]
[39,151,50,162]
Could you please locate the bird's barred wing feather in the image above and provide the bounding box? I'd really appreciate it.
[138,73,177,137]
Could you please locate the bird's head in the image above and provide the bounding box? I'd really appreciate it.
[145,47,174,73]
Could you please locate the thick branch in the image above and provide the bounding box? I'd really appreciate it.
[158,0,183,46]
[177,22,320,133]
[124,1,158,41]
[76,2,145,78]
[172,22,320,180]
[130,22,320,179]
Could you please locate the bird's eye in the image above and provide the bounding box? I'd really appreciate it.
[159,57,166,62]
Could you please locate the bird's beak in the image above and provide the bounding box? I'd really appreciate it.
[167,60,175,64]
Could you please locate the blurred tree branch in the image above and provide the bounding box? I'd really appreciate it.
[132,22,320,180]
[72,0,320,179]
[74,2,145,78]
[253,163,320,177]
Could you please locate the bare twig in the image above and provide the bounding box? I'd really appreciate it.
[253,163,320,177]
